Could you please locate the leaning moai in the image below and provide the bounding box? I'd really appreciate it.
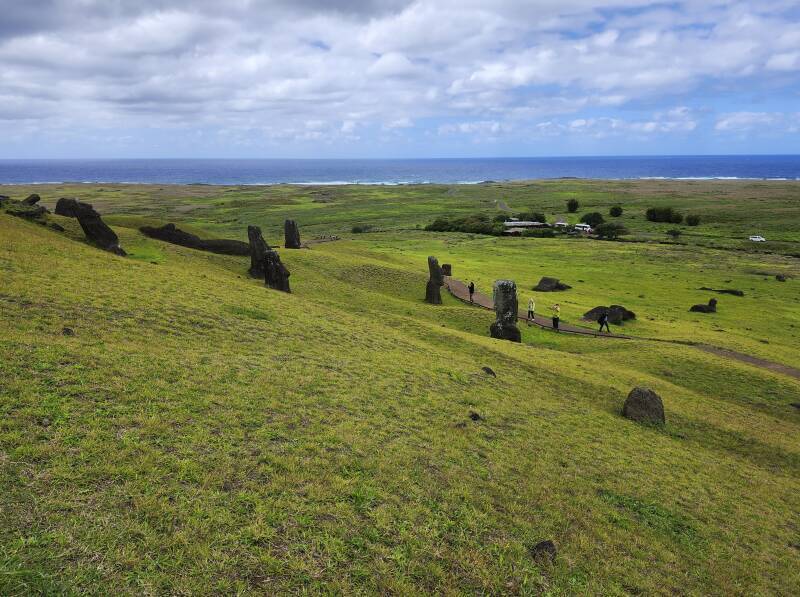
[489,280,521,342]
[263,250,291,293]
[247,225,270,277]
[284,219,301,249]
[425,256,444,304]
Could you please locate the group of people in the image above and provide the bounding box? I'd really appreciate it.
[466,281,612,334]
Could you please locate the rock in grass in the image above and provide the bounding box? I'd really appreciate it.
[481,366,496,377]
[62,327,75,336]
[529,540,557,562]
[690,298,717,313]
[623,387,665,425]
[583,305,636,325]
[263,250,291,292]
[776,274,787,282]
[56,198,125,255]
[247,225,270,277]
[699,287,744,297]
[284,219,301,249]
[22,193,41,205]
[425,256,444,304]
[533,276,571,292]
[469,411,482,421]
[489,280,521,342]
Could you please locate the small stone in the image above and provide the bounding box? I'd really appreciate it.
[529,540,557,562]
[469,411,482,421]
[39,417,51,427]
[622,387,665,425]
[776,274,786,282]
[481,366,496,377]
[62,327,75,336]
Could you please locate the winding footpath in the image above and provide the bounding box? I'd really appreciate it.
[444,276,800,382]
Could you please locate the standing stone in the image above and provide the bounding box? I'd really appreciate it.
[441,263,452,276]
[264,250,291,292]
[53,198,125,255]
[622,387,665,424]
[425,256,444,304]
[284,219,301,249]
[490,280,521,342]
[247,225,270,277]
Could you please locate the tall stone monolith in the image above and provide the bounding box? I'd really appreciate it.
[490,280,521,342]
[248,225,270,277]
[264,250,291,293]
[425,256,443,304]
[284,219,301,249]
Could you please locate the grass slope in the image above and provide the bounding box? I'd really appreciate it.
[2,212,799,595]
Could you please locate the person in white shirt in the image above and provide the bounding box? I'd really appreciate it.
[527,298,535,326]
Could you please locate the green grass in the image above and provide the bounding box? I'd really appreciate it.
[1,180,799,594]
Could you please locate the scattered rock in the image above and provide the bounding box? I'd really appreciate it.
[62,327,75,336]
[481,366,496,377]
[38,417,51,427]
[533,276,571,292]
[469,411,483,421]
[776,274,787,282]
[441,263,452,276]
[51,198,125,255]
[247,225,270,277]
[263,249,291,292]
[690,298,717,313]
[489,280,521,342]
[284,219,301,249]
[529,540,557,562]
[699,287,744,296]
[622,387,665,425]
[140,223,248,255]
[425,256,444,304]
[21,193,41,205]
[583,305,636,325]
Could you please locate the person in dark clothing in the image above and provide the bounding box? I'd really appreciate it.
[468,281,475,303]
[598,311,611,333]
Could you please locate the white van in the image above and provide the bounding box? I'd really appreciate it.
[749,235,766,242]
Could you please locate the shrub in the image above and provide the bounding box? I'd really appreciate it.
[580,212,605,227]
[567,198,580,213]
[666,228,682,239]
[424,213,503,236]
[686,214,700,226]
[351,224,373,233]
[492,213,509,223]
[646,207,683,224]
[594,222,628,239]
[610,205,623,217]
[522,228,555,238]
[517,211,547,223]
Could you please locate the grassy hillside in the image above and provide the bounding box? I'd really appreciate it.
[1,182,799,594]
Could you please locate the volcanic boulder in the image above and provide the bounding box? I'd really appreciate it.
[690,298,717,313]
[583,305,636,325]
[533,277,571,292]
[263,250,291,292]
[622,387,665,425]
[247,225,270,277]
[425,256,444,304]
[140,223,249,255]
[284,219,301,249]
[489,280,521,342]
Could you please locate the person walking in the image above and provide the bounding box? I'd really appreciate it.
[468,281,475,303]
[551,303,560,332]
[527,297,536,326]
[598,310,611,333]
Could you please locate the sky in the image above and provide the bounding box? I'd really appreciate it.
[0,0,799,158]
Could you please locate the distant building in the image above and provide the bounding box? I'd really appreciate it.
[553,221,569,228]
[502,221,549,228]
[574,223,593,233]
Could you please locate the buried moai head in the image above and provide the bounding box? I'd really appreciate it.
[263,250,291,293]
[490,280,521,342]
[690,298,717,313]
[247,225,270,277]
[425,256,444,304]
[284,219,301,249]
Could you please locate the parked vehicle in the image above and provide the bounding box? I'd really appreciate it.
[749,235,766,242]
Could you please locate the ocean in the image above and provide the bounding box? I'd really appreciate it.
[0,156,798,185]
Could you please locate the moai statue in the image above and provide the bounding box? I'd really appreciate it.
[54,198,125,255]
[441,263,452,276]
[263,250,291,293]
[425,256,444,304]
[284,219,301,249]
[489,280,521,342]
[248,225,270,277]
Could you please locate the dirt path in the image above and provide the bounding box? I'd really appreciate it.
[445,276,800,381]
